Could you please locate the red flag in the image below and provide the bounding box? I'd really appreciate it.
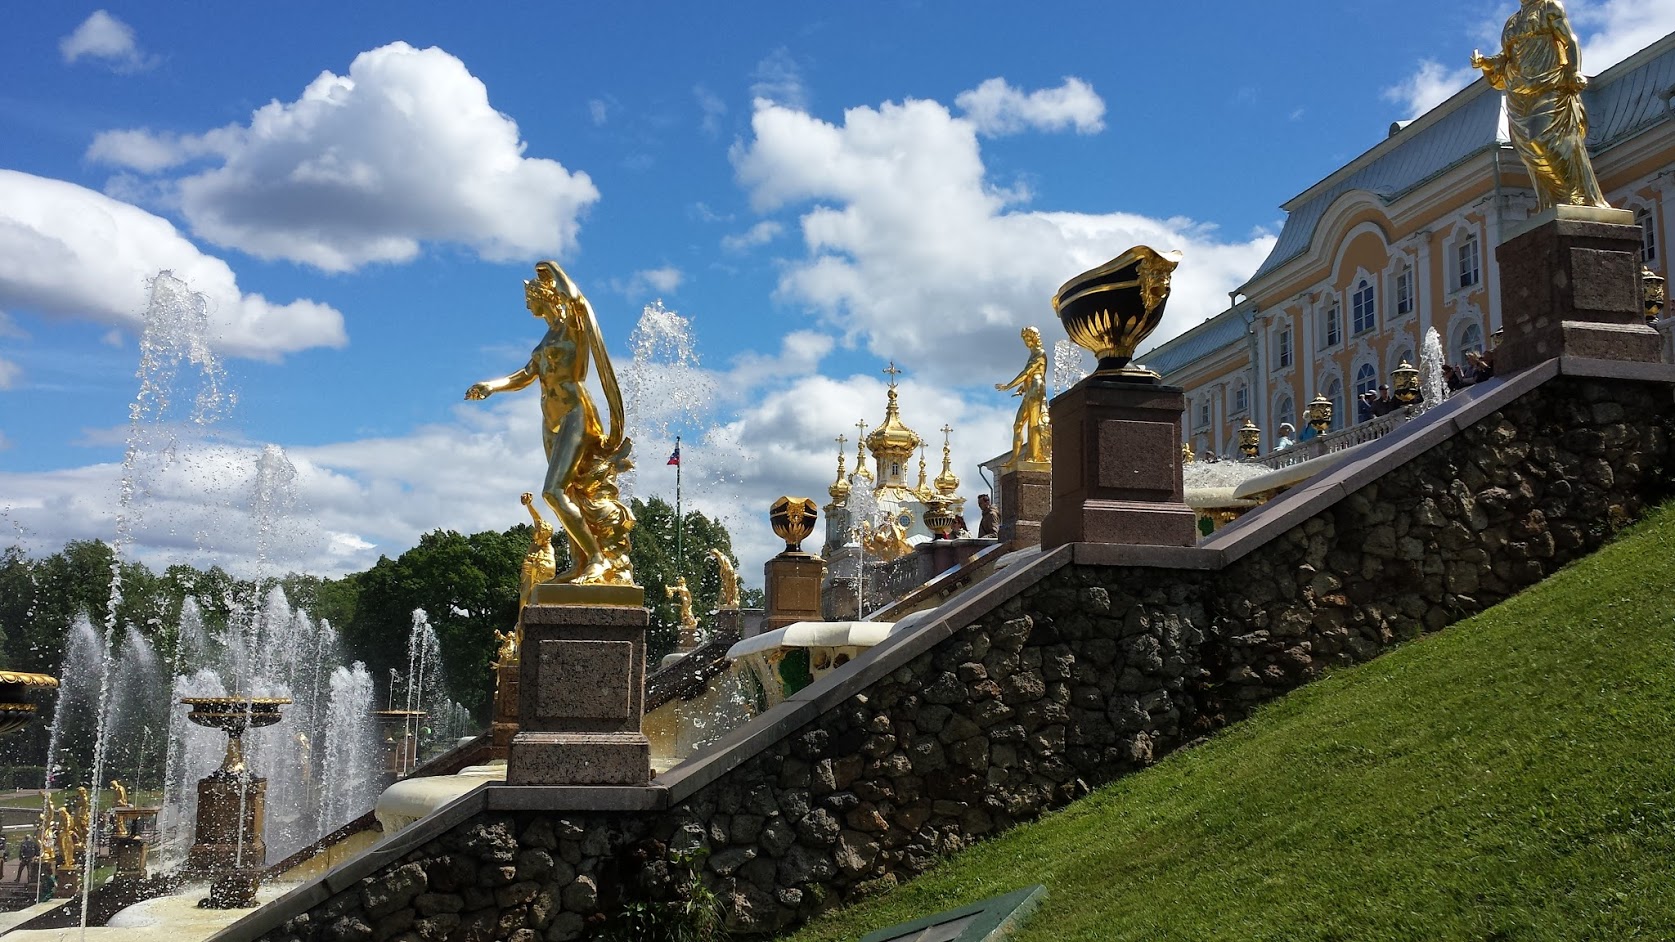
[666,445,681,466]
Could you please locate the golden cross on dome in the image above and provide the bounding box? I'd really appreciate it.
[881,361,902,387]
[835,433,847,452]
[940,423,953,444]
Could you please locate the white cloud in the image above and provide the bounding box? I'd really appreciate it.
[589,98,610,126]
[721,220,783,252]
[731,95,1275,386]
[87,42,600,272]
[751,48,808,110]
[955,77,1106,136]
[617,266,684,297]
[0,357,19,390]
[0,169,346,360]
[1381,59,1478,118]
[695,85,728,137]
[59,10,155,72]
[1384,0,1675,119]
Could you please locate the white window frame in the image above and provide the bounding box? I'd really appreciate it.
[1323,300,1342,349]
[1351,279,1376,335]
[1323,377,1345,432]
[1232,382,1248,415]
[1456,233,1481,290]
[1277,326,1294,369]
[1395,265,1414,317]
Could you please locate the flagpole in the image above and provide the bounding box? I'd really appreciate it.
[674,434,683,574]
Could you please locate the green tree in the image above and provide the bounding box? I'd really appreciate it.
[629,497,741,664]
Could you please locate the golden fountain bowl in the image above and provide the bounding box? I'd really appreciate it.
[0,670,59,737]
[1053,246,1184,378]
[181,696,291,734]
[770,496,820,554]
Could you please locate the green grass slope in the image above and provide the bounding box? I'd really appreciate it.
[786,502,1675,942]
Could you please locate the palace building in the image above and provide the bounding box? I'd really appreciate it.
[1143,30,1675,456]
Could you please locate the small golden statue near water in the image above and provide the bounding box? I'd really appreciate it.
[998,326,1051,471]
[467,262,638,596]
[665,576,699,648]
[711,548,740,610]
[1471,0,1609,211]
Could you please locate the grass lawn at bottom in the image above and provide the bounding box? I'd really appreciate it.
[784,501,1675,942]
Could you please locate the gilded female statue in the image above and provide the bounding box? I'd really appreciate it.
[467,262,635,587]
[710,549,740,610]
[1471,0,1608,211]
[997,326,1051,470]
[665,576,699,647]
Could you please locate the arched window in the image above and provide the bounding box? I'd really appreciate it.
[1458,322,1484,357]
[1456,233,1481,289]
[1275,394,1296,436]
[1396,347,1415,368]
[1355,362,1378,399]
[1352,279,1376,334]
[1325,378,1344,432]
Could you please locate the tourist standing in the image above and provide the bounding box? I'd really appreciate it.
[16,834,37,882]
[976,494,999,538]
[1275,423,1296,450]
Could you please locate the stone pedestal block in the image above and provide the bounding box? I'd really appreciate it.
[186,775,267,872]
[1495,206,1662,373]
[508,603,651,786]
[998,469,1051,550]
[489,657,519,762]
[764,554,825,632]
[713,608,744,644]
[1041,377,1197,549]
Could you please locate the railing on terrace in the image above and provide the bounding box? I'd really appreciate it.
[1251,408,1411,470]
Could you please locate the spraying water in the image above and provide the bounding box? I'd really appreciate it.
[1051,339,1090,395]
[1422,327,1448,408]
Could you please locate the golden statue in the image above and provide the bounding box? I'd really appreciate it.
[666,575,699,645]
[1471,0,1608,211]
[997,326,1051,471]
[110,780,130,808]
[56,805,77,867]
[710,549,740,610]
[860,510,915,562]
[73,787,91,842]
[467,262,636,589]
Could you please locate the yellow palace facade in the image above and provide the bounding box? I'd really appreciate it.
[1144,30,1675,456]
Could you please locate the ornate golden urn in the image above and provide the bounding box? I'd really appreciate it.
[1053,246,1184,381]
[1237,418,1261,459]
[922,498,957,540]
[0,670,58,736]
[1306,394,1333,435]
[770,496,819,555]
[1645,265,1667,324]
[1391,360,1422,405]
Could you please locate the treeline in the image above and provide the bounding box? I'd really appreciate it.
[0,496,755,741]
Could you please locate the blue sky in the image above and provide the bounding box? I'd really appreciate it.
[2,1,1670,581]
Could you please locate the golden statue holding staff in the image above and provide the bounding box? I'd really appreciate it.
[710,548,740,610]
[665,576,699,647]
[997,326,1051,470]
[467,262,636,589]
[1471,0,1609,211]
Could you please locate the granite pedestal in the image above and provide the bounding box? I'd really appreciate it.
[489,657,519,761]
[1041,376,1197,549]
[1494,206,1662,373]
[764,554,825,632]
[508,602,650,786]
[915,537,992,581]
[186,774,267,872]
[997,468,1051,550]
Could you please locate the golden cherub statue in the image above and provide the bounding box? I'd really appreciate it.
[665,576,699,648]
[710,548,740,610]
[467,262,636,587]
[1471,0,1608,211]
[860,510,915,562]
[110,779,130,808]
[997,326,1051,471]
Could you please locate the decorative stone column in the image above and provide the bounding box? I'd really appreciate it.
[1040,377,1197,549]
[508,592,651,786]
[1494,206,1663,372]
